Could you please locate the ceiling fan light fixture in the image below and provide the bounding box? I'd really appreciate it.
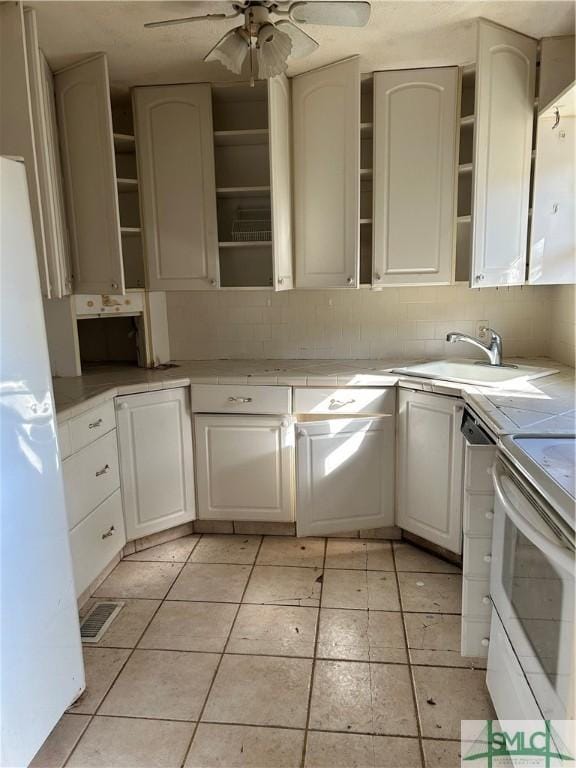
[204,27,249,74]
[256,22,292,78]
[275,19,319,57]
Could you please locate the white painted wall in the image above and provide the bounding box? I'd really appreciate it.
[167,285,553,360]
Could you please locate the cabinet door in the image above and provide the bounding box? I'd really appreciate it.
[293,57,360,288]
[194,415,294,522]
[133,84,219,290]
[24,9,71,299]
[397,390,464,554]
[373,67,458,286]
[529,110,575,284]
[0,3,48,295]
[471,20,537,287]
[296,415,394,537]
[269,74,294,291]
[55,54,124,294]
[116,388,195,540]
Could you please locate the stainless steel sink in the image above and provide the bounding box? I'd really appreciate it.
[392,360,558,387]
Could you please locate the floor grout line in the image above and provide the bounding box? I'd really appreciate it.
[391,543,427,768]
[178,535,266,768]
[300,536,327,768]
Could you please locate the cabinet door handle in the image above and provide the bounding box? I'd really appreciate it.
[89,418,103,429]
[228,397,253,404]
[101,525,115,539]
[95,464,110,477]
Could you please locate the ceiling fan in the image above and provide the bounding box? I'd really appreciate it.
[145,1,371,82]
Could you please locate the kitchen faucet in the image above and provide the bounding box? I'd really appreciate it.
[446,327,503,366]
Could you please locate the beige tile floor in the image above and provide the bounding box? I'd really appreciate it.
[31,535,493,768]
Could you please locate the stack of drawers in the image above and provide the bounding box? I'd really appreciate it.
[461,440,497,657]
[58,401,126,597]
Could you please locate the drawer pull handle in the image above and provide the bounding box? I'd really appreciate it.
[483,554,492,563]
[329,398,356,409]
[228,397,253,404]
[101,525,115,539]
[89,418,103,429]
[95,464,110,477]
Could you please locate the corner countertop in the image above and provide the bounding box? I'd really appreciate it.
[52,357,576,437]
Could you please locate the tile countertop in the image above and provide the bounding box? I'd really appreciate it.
[52,357,576,437]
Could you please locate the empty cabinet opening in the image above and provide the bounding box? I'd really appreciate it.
[455,67,475,283]
[213,82,273,288]
[112,96,145,289]
[77,315,143,368]
[360,76,373,286]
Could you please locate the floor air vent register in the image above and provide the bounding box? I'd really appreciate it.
[79,601,124,643]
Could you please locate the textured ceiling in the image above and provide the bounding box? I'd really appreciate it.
[30,0,575,95]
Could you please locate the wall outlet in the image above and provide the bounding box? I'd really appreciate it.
[476,321,489,339]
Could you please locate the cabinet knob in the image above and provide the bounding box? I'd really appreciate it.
[485,511,494,520]
[482,596,490,605]
[346,277,354,285]
[209,278,217,287]
[101,525,115,540]
[475,274,485,282]
[281,418,291,428]
[483,554,492,563]
[374,273,381,281]
[96,464,110,477]
[481,638,490,647]
[118,402,129,410]
[277,277,284,286]
[111,282,119,289]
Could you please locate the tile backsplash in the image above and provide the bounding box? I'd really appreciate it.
[167,285,556,361]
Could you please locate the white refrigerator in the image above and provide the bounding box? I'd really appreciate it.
[0,157,85,767]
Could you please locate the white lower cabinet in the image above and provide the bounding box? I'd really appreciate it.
[69,489,125,597]
[396,389,464,554]
[116,388,195,540]
[296,415,395,537]
[194,414,294,522]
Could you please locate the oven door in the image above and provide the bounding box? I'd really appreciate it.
[490,459,575,721]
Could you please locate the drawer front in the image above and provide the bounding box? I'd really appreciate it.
[63,430,120,529]
[69,400,116,452]
[463,535,493,578]
[191,385,292,415]
[463,492,494,537]
[462,577,491,619]
[294,387,396,415]
[69,489,126,597]
[464,443,497,493]
[58,421,72,460]
[461,615,491,658]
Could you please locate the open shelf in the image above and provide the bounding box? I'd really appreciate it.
[360,218,372,225]
[219,240,271,248]
[460,114,475,127]
[117,178,138,192]
[216,185,271,198]
[120,226,141,236]
[113,132,135,153]
[458,163,473,174]
[360,122,373,137]
[360,168,373,180]
[214,128,269,146]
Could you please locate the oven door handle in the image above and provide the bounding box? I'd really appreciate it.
[492,465,574,574]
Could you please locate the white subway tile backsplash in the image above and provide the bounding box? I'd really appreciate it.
[166,285,568,362]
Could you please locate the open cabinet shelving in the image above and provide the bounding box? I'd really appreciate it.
[360,75,374,286]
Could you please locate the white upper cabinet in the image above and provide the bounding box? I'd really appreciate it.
[55,54,124,294]
[268,75,294,291]
[470,20,537,288]
[293,57,360,288]
[24,9,71,299]
[529,38,575,285]
[134,84,220,291]
[372,67,458,286]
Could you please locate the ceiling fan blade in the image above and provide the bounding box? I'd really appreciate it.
[144,11,240,30]
[275,20,318,58]
[289,1,371,27]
